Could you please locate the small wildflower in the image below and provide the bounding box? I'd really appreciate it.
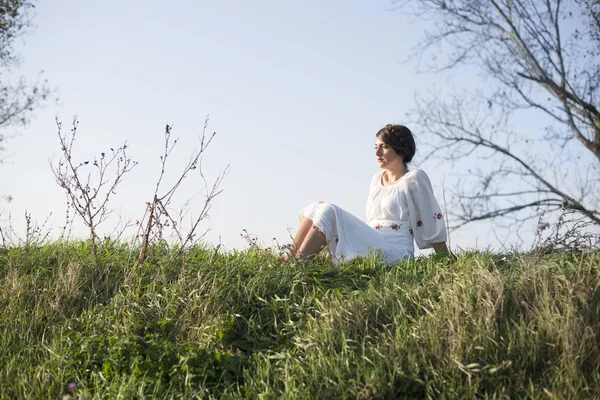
[68,382,77,392]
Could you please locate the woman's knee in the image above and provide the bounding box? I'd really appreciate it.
[320,203,339,218]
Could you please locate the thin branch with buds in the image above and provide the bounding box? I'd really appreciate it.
[50,116,137,264]
[137,117,229,264]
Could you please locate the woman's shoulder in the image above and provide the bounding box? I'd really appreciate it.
[402,169,433,187]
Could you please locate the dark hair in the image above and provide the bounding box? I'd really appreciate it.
[376,124,416,166]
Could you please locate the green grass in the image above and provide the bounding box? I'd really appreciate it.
[0,241,599,399]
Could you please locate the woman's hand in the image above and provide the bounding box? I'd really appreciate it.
[432,242,457,259]
[431,243,458,265]
[432,242,448,254]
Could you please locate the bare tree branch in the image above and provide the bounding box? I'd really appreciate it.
[395,0,600,240]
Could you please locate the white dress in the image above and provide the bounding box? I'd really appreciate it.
[298,169,447,265]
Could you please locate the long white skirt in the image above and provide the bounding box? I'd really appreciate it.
[298,201,414,265]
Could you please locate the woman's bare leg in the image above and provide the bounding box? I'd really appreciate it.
[282,217,313,261]
[291,217,313,253]
[296,225,327,259]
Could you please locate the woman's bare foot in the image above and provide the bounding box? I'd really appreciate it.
[280,244,296,264]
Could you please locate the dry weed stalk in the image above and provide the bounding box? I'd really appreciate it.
[137,118,228,264]
[51,117,137,264]
[0,210,52,248]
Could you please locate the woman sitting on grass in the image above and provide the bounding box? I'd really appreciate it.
[287,124,449,265]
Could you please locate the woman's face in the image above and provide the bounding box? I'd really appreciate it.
[375,137,404,170]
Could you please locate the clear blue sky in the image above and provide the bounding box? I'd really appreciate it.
[1,0,535,253]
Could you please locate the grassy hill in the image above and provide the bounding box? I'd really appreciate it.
[0,242,599,399]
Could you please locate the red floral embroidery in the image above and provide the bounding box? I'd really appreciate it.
[335,236,339,244]
[318,201,324,204]
[375,224,381,230]
[409,228,413,235]
[436,212,443,220]
[390,223,400,231]
[417,220,423,227]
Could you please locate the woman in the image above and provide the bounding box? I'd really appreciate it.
[287,124,449,264]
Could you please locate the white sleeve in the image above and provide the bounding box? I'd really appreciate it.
[405,170,447,249]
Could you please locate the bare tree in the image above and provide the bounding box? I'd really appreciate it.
[0,0,51,160]
[394,0,600,237]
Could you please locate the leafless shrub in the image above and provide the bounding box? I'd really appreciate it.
[50,116,137,264]
[0,210,52,248]
[533,207,600,254]
[136,118,229,264]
